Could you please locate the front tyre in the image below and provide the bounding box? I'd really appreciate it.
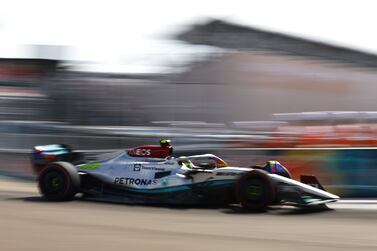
[38,162,80,201]
[235,170,275,211]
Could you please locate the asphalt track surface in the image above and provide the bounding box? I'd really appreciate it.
[1,178,376,251]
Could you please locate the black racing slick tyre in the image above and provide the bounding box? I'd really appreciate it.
[38,161,80,201]
[235,170,275,211]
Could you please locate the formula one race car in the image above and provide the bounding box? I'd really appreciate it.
[31,140,339,211]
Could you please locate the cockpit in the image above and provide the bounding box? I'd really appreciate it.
[177,154,228,170]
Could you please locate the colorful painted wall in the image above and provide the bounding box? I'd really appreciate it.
[221,148,377,197]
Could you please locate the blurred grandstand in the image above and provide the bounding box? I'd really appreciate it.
[2,19,377,151]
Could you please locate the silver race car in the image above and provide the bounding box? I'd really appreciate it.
[31,140,339,211]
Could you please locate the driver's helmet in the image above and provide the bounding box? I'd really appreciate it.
[160,139,173,155]
[160,139,171,147]
[265,160,292,178]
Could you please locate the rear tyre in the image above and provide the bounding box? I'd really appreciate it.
[235,170,275,211]
[38,162,80,201]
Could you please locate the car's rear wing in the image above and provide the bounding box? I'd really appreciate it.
[31,144,84,173]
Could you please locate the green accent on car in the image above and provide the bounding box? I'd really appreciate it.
[161,178,169,187]
[80,162,100,170]
[303,197,320,203]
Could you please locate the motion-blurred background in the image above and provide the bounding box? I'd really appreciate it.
[1,0,377,196]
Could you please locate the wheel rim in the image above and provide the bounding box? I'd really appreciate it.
[246,184,262,197]
[51,177,61,188]
[42,170,67,194]
[241,179,266,203]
